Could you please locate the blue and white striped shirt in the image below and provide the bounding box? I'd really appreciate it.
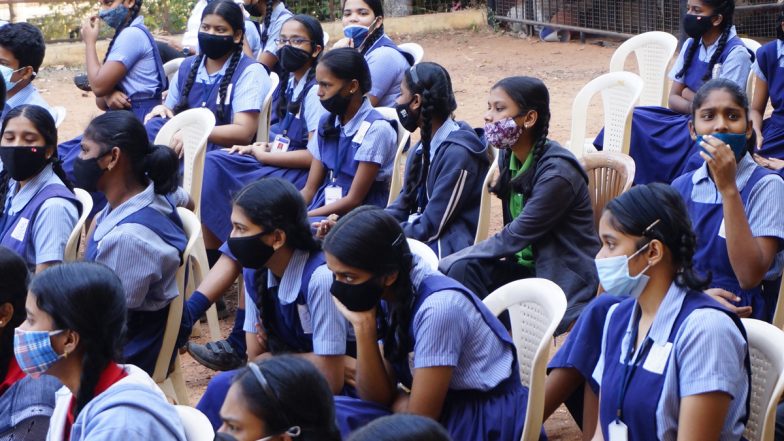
[408,255,514,391]
[243,250,351,356]
[261,2,293,56]
[593,283,748,440]
[2,83,54,120]
[90,183,180,312]
[669,26,752,90]
[751,40,784,83]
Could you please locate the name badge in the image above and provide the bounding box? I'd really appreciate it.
[608,420,628,441]
[324,185,343,206]
[352,121,372,144]
[11,217,29,242]
[718,218,726,239]
[271,134,290,153]
[642,341,673,375]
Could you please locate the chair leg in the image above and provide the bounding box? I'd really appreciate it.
[205,304,221,341]
[171,357,190,406]
[157,378,177,404]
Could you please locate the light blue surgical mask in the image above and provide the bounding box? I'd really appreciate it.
[99,4,129,29]
[697,132,749,162]
[343,24,369,49]
[0,65,22,91]
[595,243,652,299]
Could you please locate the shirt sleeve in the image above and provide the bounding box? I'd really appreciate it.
[32,197,78,264]
[366,47,406,102]
[262,15,286,55]
[411,290,470,368]
[717,45,753,90]
[231,62,267,114]
[354,119,397,166]
[303,85,325,133]
[245,20,262,59]
[307,128,321,160]
[673,308,747,398]
[306,265,348,355]
[243,285,260,333]
[668,39,691,82]
[746,174,784,246]
[106,26,151,70]
[167,187,190,208]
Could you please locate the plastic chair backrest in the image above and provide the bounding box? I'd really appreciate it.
[741,318,784,441]
[154,108,215,217]
[569,71,644,159]
[256,72,280,143]
[579,151,636,231]
[164,58,185,85]
[772,269,784,330]
[174,405,215,441]
[483,278,567,441]
[323,31,330,47]
[407,238,438,270]
[373,106,411,206]
[398,42,424,65]
[63,188,93,262]
[152,208,199,400]
[741,38,762,100]
[609,31,678,107]
[52,106,67,129]
[474,148,499,245]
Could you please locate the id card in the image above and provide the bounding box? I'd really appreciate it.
[325,185,342,206]
[718,218,726,239]
[643,342,672,375]
[271,134,290,153]
[608,420,628,441]
[11,217,29,242]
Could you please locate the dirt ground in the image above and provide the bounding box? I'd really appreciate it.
[41,27,623,440]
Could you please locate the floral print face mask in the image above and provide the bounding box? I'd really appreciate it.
[484,117,524,150]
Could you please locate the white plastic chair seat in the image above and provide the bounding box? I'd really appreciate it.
[568,71,644,159]
[398,42,424,65]
[373,106,411,206]
[483,278,567,441]
[741,318,784,441]
[256,72,280,143]
[52,106,67,129]
[164,58,186,85]
[407,238,438,270]
[609,31,678,107]
[174,405,214,441]
[64,188,93,262]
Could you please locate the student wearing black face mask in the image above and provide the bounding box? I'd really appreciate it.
[144,0,269,154]
[0,105,79,273]
[299,48,397,219]
[187,178,356,430]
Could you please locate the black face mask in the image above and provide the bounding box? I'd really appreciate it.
[320,87,353,115]
[278,45,312,72]
[395,100,419,132]
[227,232,275,269]
[73,153,110,193]
[0,146,49,181]
[198,32,236,60]
[683,14,715,39]
[243,2,262,17]
[330,277,383,312]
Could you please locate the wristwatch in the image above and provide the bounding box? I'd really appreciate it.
[182,47,192,56]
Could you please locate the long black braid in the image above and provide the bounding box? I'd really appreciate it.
[675,0,734,81]
[399,63,457,211]
[260,0,274,48]
[274,15,323,121]
[358,23,383,55]
[173,53,204,115]
[103,0,143,64]
[216,49,243,121]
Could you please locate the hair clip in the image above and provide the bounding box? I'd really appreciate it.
[409,65,420,86]
[643,219,661,234]
[391,233,405,248]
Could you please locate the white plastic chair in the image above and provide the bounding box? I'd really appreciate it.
[407,238,438,270]
[164,57,185,85]
[579,151,636,231]
[398,42,424,65]
[474,148,499,245]
[373,106,411,206]
[483,278,567,441]
[174,405,214,441]
[256,72,280,143]
[568,71,644,158]
[52,106,67,129]
[742,38,762,100]
[771,269,784,330]
[63,188,93,262]
[152,207,199,405]
[609,31,678,107]
[741,318,784,441]
[323,30,330,47]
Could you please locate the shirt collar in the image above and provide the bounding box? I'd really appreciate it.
[334,97,374,136]
[196,55,232,82]
[267,249,310,304]
[417,118,459,157]
[620,282,688,361]
[270,2,287,22]
[5,83,38,110]
[289,68,312,100]
[93,183,157,241]
[699,25,737,58]
[409,254,434,289]
[130,16,144,27]
[692,152,757,191]
[6,164,56,214]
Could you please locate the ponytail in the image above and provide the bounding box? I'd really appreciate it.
[145,144,179,194]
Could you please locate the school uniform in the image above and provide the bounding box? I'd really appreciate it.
[0,357,60,439]
[47,363,187,441]
[334,255,528,440]
[306,97,397,211]
[145,53,268,151]
[593,283,749,441]
[672,153,784,321]
[179,0,262,58]
[200,71,322,243]
[196,246,353,429]
[259,2,293,58]
[594,26,753,184]
[439,141,600,334]
[386,119,489,259]
[363,34,414,107]
[0,164,79,271]
[753,40,784,160]
[2,83,55,120]
[85,183,187,376]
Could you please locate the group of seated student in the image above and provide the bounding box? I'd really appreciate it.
[4,1,784,440]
